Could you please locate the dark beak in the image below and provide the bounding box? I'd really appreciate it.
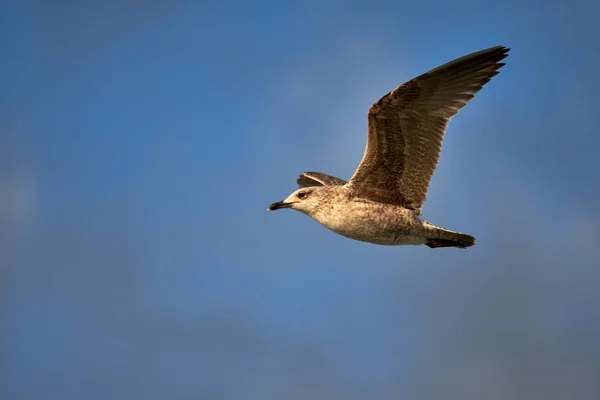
[267,201,291,211]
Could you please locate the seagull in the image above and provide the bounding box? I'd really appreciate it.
[268,46,509,248]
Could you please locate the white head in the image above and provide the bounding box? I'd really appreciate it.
[267,186,328,216]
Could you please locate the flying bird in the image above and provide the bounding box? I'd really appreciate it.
[268,46,509,248]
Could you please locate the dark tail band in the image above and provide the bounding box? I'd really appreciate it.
[426,233,475,249]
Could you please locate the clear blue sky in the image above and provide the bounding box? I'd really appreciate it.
[2,1,599,399]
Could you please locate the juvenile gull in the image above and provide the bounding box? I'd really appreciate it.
[268,46,509,248]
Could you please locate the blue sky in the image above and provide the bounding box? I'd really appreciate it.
[2,1,600,399]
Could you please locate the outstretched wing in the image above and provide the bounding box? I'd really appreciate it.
[297,172,347,188]
[347,46,509,211]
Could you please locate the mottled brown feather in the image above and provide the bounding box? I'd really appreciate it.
[347,46,510,212]
[297,171,347,188]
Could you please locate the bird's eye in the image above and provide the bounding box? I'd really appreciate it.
[297,192,306,199]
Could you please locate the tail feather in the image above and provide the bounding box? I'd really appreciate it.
[426,233,475,249]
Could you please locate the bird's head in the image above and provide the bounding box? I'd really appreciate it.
[267,186,328,216]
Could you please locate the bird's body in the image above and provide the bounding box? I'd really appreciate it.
[282,184,475,248]
[268,46,509,249]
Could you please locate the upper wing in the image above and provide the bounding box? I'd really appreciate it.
[347,46,509,211]
[297,172,347,188]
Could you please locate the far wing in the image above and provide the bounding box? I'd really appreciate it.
[297,172,347,188]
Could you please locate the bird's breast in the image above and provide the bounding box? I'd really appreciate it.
[312,200,422,245]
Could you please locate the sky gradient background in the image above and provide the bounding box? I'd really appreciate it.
[2,1,600,399]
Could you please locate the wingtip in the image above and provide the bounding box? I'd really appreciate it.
[481,45,511,60]
[497,45,511,56]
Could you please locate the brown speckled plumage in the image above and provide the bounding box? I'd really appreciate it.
[268,46,510,249]
[349,46,509,212]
